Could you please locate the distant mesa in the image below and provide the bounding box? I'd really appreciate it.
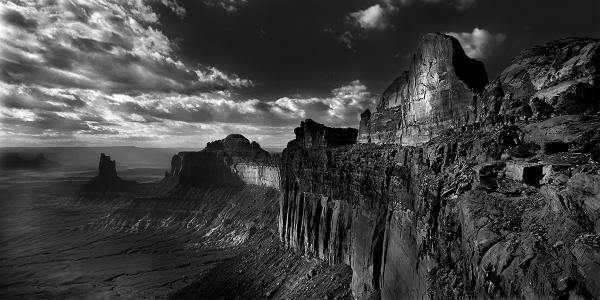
[166,134,280,188]
[0,152,59,170]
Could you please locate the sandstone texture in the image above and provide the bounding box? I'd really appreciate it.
[280,35,600,299]
[167,134,281,188]
[358,33,488,146]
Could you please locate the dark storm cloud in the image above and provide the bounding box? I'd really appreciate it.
[2,9,37,31]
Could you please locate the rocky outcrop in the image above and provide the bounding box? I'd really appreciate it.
[98,153,117,179]
[281,118,600,299]
[81,153,137,197]
[358,33,488,146]
[289,119,358,149]
[279,36,600,299]
[167,134,280,189]
[476,37,600,126]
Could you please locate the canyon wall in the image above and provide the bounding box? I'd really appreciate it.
[280,36,600,299]
[358,33,488,146]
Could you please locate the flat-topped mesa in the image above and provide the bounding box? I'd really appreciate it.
[289,119,358,150]
[359,33,488,146]
[169,134,280,188]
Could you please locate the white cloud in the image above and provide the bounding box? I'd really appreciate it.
[446,28,507,59]
[0,80,373,147]
[0,1,250,94]
[350,4,389,30]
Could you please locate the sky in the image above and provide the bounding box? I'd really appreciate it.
[1,0,599,149]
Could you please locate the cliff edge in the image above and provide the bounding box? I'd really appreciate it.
[280,35,600,299]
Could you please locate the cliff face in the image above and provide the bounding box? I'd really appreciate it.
[167,134,280,189]
[358,33,488,146]
[280,36,600,299]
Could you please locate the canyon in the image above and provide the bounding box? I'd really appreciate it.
[158,33,600,299]
[3,33,599,300]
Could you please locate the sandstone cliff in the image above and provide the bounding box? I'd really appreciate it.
[280,36,600,299]
[358,33,488,146]
[166,134,280,189]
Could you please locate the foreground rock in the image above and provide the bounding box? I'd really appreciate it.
[279,34,600,299]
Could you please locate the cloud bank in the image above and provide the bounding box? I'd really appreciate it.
[0,1,373,148]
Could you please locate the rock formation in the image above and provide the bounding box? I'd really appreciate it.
[358,33,488,146]
[167,134,280,188]
[279,35,600,299]
[477,37,600,126]
[81,153,138,197]
[98,153,117,179]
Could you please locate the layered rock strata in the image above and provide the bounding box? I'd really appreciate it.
[168,134,280,189]
[280,36,600,299]
[281,118,600,299]
[358,33,488,146]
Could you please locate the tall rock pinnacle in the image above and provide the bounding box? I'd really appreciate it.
[358,33,488,146]
[98,153,117,179]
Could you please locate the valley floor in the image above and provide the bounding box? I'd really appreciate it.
[0,169,352,299]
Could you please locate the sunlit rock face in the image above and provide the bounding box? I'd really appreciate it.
[234,163,281,188]
[359,33,488,146]
[168,134,280,188]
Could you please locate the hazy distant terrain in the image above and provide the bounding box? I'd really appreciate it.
[0,147,197,170]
